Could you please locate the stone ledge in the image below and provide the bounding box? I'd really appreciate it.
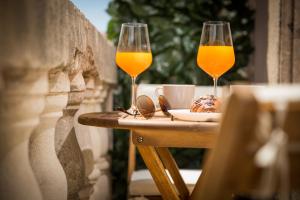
[0,0,116,84]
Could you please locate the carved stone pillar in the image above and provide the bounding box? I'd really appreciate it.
[0,68,45,200]
[75,74,101,200]
[56,70,86,200]
[90,80,113,200]
[73,75,113,200]
[29,69,69,200]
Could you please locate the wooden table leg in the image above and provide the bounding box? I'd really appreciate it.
[156,147,190,200]
[136,145,180,200]
[127,131,136,182]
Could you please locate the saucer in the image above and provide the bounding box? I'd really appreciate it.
[168,109,221,122]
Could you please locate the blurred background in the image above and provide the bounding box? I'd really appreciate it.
[71,0,264,199]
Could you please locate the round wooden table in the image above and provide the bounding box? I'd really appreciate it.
[78,111,219,200]
[78,111,219,148]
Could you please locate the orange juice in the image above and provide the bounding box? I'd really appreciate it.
[116,51,152,77]
[197,46,235,78]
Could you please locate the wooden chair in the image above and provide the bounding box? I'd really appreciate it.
[190,86,300,200]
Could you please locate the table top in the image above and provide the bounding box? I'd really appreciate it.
[78,111,219,132]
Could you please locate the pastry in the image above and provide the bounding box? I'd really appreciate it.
[190,95,221,113]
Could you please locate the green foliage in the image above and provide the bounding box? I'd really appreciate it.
[107,0,254,199]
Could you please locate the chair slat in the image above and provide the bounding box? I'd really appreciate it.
[191,90,260,200]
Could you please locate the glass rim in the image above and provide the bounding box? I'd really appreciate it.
[203,21,229,25]
[122,22,148,27]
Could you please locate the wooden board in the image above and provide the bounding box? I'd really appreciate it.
[132,129,217,148]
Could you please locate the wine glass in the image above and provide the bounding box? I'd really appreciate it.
[116,23,152,114]
[197,21,235,97]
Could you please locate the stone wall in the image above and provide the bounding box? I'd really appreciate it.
[0,0,116,200]
[267,0,300,83]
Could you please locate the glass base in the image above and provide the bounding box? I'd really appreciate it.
[127,106,138,115]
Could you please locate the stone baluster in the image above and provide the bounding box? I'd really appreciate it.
[84,39,116,200]
[75,74,101,200]
[29,69,69,200]
[0,68,46,200]
[73,75,113,200]
[90,80,113,200]
[55,68,86,200]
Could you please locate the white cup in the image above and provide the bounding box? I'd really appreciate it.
[155,84,195,109]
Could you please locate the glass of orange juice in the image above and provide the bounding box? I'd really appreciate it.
[197,21,235,97]
[116,23,152,114]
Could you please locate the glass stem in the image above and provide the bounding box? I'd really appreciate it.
[213,77,218,97]
[131,76,137,112]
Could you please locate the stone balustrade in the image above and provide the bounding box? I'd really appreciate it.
[0,0,116,200]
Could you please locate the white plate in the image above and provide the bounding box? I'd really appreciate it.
[168,109,221,122]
